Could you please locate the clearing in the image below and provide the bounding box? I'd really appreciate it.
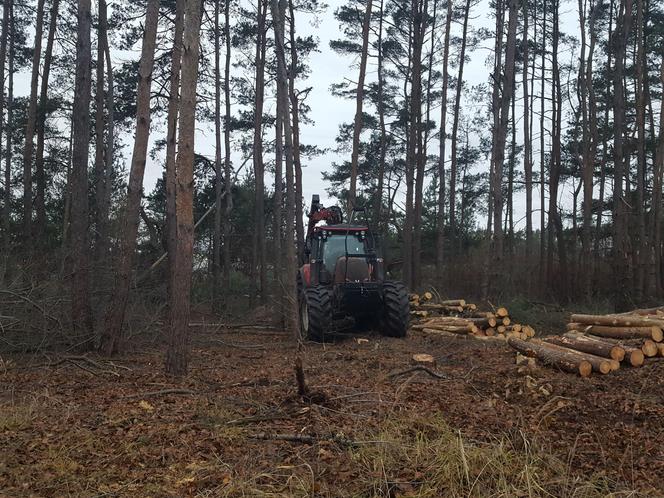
[1,320,663,497]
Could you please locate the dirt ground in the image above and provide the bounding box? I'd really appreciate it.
[1,318,663,497]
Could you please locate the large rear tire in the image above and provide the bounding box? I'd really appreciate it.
[300,286,332,341]
[379,280,409,338]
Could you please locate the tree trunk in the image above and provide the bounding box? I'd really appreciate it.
[273,104,283,317]
[412,0,430,291]
[523,0,532,271]
[222,0,232,290]
[436,0,452,289]
[165,0,203,376]
[34,0,60,247]
[652,59,664,297]
[403,0,423,290]
[287,0,305,263]
[612,0,633,311]
[96,0,114,264]
[1,0,12,280]
[491,0,518,265]
[450,0,470,257]
[94,0,106,259]
[578,0,593,298]
[101,0,161,355]
[165,0,185,302]
[271,0,299,335]
[539,0,547,286]
[22,0,46,248]
[251,0,268,303]
[486,0,503,299]
[70,0,94,349]
[347,0,373,212]
[213,0,222,301]
[634,0,646,299]
[0,1,9,270]
[373,0,386,232]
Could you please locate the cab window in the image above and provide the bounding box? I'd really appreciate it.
[322,234,365,270]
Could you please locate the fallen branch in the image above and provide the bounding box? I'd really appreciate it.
[388,365,448,380]
[123,389,197,399]
[249,432,356,447]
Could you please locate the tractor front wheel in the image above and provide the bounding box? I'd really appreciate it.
[379,281,409,338]
[300,286,332,341]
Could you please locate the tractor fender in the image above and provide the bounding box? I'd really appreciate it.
[299,264,311,287]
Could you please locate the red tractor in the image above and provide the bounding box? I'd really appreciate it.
[297,195,409,340]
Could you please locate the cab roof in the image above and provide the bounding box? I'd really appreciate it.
[313,224,369,232]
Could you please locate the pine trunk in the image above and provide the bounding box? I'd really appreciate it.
[22,0,46,247]
[34,0,60,247]
[271,0,299,335]
[347,0,373,211]
[436,0,453,289]
[70,0,94,349]
[165,0,203,376]
[101,0,160,355]
[165,0,185,300]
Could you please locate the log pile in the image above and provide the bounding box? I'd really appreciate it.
[409,293,535,341]
[507,307,664,377]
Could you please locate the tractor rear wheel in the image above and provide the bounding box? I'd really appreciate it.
[379,280,409,338]
[300,286,332,341]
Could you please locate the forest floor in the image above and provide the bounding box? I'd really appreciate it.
[1,310,663,497]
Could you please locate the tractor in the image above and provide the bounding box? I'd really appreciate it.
[297,195,410,340]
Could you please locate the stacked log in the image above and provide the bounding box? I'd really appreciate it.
[567,312,664,362]
[510,307,664,376]
[411,311,536,341]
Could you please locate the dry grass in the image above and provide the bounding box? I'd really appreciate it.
[349,415,624,498]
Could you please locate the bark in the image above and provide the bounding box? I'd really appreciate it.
[94,0,106,256]
[539,0,547,285]
[491,0,517,261]
[271,0,299,335]
[508,337,592,376]
[213,0,222,299]
[403,0,423,289]
[101,0,161,355]
[634,0,646,298]
[578,0,592,298]
[611,0,633,311]
[347,0,373,212]
[22,0,46,247]
[96,0,114,263]
[436,0,452,289]
[165,0,185,299]
[34,0,60,245]
[165,0,203,376]
[273,100,283,305]
[653,59,664,297]
[533,339,614,373]
[548,0,567,296]
[0,0,10,277]
[222,0,232,289]
[449,0,470,256]
[412,0,430,290]
[523,0,532,267]
[546,334,625,361]
[251,0,268,302]
[287,0,304,263]
[373,0,386,232]
[70,0,94,349]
